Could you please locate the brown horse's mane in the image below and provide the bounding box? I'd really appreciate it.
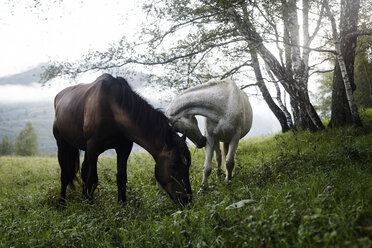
[111,75,177,146]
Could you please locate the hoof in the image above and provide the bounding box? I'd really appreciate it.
[83,194,94,205]
[197,185,208,194]
[57,198,66,209]
[225,175,232,181]
[216,170,224,179]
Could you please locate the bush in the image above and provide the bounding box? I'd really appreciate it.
[15,122,39,156]
[0,136,14,155]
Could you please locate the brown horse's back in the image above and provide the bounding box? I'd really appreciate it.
[53,74,124,150]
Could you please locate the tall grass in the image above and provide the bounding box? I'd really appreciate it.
[1,113,372,247]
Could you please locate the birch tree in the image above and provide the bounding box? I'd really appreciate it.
[249,45,291,132]
[226,0,325,131]
[325,0,362,127]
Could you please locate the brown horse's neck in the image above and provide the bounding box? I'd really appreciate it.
[134,137,166,161]
[112,102,171,160]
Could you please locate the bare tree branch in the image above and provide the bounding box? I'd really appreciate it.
[345,29,372,40]
[221,61,252,79]
[309,69,334,76]
[306,0,325,47]
[240,83,257,90]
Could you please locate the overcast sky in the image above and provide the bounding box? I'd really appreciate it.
[0,0,142,76]
[0,0,144,102]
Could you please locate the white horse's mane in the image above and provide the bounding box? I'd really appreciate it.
[182,79,233,94]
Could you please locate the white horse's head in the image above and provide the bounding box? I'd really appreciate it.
[166,114,206,148]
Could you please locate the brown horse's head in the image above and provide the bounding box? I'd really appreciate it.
[155,132,192,207]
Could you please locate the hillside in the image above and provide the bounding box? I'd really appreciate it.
[0,102,56,153]
[0,64,47,85]
[0,110,371,247]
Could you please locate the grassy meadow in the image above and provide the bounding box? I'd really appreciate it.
[1,112,372,247]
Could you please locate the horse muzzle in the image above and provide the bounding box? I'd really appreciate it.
[174,192,192,208]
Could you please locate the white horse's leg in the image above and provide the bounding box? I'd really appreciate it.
[198,136,216,192]
[225,136,240,181]
[215,142,223,178]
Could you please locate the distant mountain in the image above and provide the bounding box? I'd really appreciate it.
[0,64,48,85]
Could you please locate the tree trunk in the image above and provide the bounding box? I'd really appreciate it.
[335,45,362,126]
[265,66,294,128]
[256,43,325,131]
[329,63,353,126]
[228,3,324,131]
[249,47,291,132]
[327,0,362,127]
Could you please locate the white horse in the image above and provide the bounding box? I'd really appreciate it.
[166,79,253,191]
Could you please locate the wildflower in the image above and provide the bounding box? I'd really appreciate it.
[326,185,332,192]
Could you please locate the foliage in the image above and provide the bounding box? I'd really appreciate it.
[1,110,372,247]
[312,71,333,118]
[312,35,372,117]
[15,122,40,156]
[354,35,372,109]
[0,136,14,156]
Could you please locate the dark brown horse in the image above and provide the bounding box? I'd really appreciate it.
[53,74,192,206]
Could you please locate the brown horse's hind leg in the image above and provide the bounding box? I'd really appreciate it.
[83,151,99,203]
[82,140,101,203]
[56,138,79,207]
[116,141,133,203]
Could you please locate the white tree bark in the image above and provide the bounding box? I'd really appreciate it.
[264,62,293,127]
[324,0,362,126]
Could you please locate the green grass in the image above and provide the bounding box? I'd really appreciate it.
[1,114,372,247]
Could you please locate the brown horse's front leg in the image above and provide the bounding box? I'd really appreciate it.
[116,142,133,203]
[81,155,90,201]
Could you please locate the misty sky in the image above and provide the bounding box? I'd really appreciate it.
[0,0,142,102]
[0,0,141,76]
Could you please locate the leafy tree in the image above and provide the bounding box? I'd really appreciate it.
[0,136,14,156]
[15,122,39,156]
[354,36,372,109]
[312,72,333,119]
[325,0,362,127]
[312,36,372,118]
